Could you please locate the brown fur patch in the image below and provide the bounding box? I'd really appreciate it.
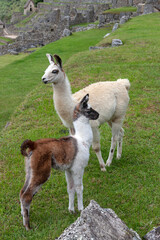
[30,137,77,172]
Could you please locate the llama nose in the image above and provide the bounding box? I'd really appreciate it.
[42,78,48,84]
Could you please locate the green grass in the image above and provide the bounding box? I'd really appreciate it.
[0,53,28,69]
[0,36,13,42]
[0,36,13,45]
[0,13,160,239]
[71,20,99,28]
[103,6,137,14]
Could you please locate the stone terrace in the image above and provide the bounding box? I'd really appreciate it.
[37,0,112,15]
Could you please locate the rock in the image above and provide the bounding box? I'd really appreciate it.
[112,23,118,32]
[64,5,70,16]
[143,226,160,240]
[103,33,110,38]
[112,39,123,47]
[62,28,72,37]
[98,14,105,26]
[89,46,107,50]
[8,50,19,55]
[129,0,133,6]
[137,3,145,14]
[143,4,154,14]
[87,5,95,23]
[58,200,141,240]
[120,15,129,24]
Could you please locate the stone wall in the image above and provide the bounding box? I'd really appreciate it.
[99,11,133,26]
[10,12,24,24]
[0,9,69,55]
[44,0,111,3]
[112,0,145,8]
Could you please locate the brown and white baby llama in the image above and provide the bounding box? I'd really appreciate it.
[20,94,99,230]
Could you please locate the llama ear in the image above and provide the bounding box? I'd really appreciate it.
[80,94,89,108]
[54,54,62,70]
[46,54,55,64]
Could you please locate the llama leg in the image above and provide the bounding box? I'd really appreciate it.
[20,157,32,216]
[106,122,122,167]
[20,175,30,216]
[65,170,75,212]
[20,185,34,230]
[72,170,84,211]
[117,127,124,159]
[92,127,106,172]
[20,169,51,230]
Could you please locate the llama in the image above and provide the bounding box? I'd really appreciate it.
[42,54,130,171]
[20,94,99,230]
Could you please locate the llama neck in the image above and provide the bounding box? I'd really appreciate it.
[73,116,93,147]
[52,75,75,128]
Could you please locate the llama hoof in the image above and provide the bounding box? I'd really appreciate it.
[25,226,31,231]
[78,207,84,212]
[106,161,111,167]
[101,167,106,172]
[117,155,121,160]
[100,164,106,171]
[68,209,75,214]
[25,224,31,231]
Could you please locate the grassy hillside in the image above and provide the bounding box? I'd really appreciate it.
[0,13,160,239]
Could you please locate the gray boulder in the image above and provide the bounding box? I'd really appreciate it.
[112,39,123,47]
[143,4,154,14]
[62,28,72,37]
[120,15,129,24]
[112,23,118,32]
[143,227,160,240]
[58,200,141,240]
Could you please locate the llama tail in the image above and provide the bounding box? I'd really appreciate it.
[21,139,35,156]
[117,78,131,91]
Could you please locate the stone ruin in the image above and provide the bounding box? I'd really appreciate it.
[0,0,111,55]
[0,0,160,55]
[98,0,160,27]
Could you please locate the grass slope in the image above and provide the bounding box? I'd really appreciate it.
[0,28,108,130]
[0,13,160,239]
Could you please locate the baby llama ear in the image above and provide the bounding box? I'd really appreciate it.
[54,54,62,70]
[46,54,54,64]
[80,94,89,108]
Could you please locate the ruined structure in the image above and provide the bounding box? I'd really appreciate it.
[24,0,36,15]
[0,0,160,55]
[112,0,145,8]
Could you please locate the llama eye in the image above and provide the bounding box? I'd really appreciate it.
[52,70,59,74]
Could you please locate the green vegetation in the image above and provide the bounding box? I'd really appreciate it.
[103,6,137,14]
[0,53,28,69]
[71,20,99,28]
[0,36,12,42]
[0,0,26,21]
[0,13,160,239]
[0,36,13,45]
[0,0,43,21]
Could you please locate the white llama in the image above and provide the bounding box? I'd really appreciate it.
[20,94,99,230]
[42,54,130,171]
